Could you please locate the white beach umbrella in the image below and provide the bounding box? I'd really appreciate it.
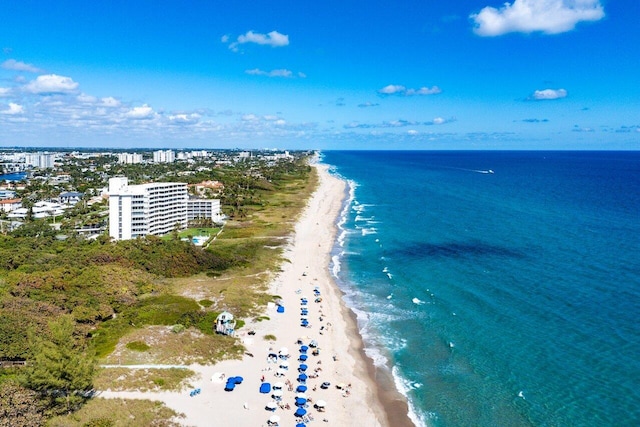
[278,347,289,356]
[295,392,307,399]
[273,382,285,389]
[266,401,278,410]
[315,399,327,408]
[272,389,283,397]
[279,361,289,368]
[275,368,286,377]
[269,414,281,423]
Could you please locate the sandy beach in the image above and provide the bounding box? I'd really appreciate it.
[100,162,413,427]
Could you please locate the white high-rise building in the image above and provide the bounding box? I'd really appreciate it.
[117,153,143,164]
[153,150,175,163]
[108,177,188,240]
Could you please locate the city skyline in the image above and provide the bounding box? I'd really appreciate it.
[1,0,639,150]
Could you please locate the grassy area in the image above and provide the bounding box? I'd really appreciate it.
[101,326,244,365]
[94,367,196,392]
[47,398,183,427]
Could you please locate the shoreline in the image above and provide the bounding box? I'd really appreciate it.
[324,165,415,427]
[98,160,414,427]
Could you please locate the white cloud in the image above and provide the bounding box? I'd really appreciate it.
[77,93,98,103]
[125,104,154,119]
[1,102,24,115]
[531,88,568,100]
[378,84,441,96]
[1,59,43,73]
[245,68,294,78]
[471,0,605,36]
[0,87,11,97]
[169,113,201,124]
[407,86,442,95]
[379,84,406,95]
[227,30,289,51]
[25,74,79,94]
[433,117,445,125]
[101,97,120,107]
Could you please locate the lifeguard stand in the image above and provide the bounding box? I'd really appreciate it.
[215,311,236,336]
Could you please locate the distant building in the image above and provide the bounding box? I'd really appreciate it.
[0,190,16,200]
[59,191,84,205]
[0,198,22,212]
[117,153,143,164]
[153,150,175,163]
[187,198,223,223]
[24,153,56,169]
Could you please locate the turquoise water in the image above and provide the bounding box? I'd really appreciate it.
[322,151,640,427]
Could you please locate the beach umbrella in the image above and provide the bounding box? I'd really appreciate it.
[269,415,281,423]
[279,347,289,356]
[309,340,318,348]
[277,305,285,313]
[296,385,307,392]
[296,424,307,427]
[299,354,308,361]
[294,408,307,417]
[295,397,307,406]
[260,383,272,394]
[224,382,235,391]
[298,373,308,381]
[265,401,278,411]
[336,382,347,389]
[296,392,307,399]
[279,361,289,368]
[232,376,244,384]
[298,364,308,371]
[315,399,327,408]
[300,345,309,352]
[273,381,285,389]
[272,389,283,398]
[275,368,286,377]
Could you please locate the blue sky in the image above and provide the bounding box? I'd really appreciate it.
[0,0,638,150]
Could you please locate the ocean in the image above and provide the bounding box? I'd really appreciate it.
[321,151,640,427]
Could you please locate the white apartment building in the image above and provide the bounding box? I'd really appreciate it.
[117,152,143,164]
[108,177,188,240]
[153,150,175,163]
[25,153,56,169]
[187,198,223,223]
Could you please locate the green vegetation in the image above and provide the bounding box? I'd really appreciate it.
[46,398,182,427]
[263,334,277,341]
[93,368,195,392]
[125,341,150,352]
[21,315,96,415]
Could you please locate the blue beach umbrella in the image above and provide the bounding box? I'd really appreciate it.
[298,373,308,381]
[295,397,307,406]
[232,376,244,384]
[296,423,307,427]
[300,345,309,352]
[259,383,271,394]
[299,354,308,361]
[294,408,307,417]
[296,385,307,392]
[299,364,308,371]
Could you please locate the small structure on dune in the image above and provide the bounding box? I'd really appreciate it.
[215,311,236,336]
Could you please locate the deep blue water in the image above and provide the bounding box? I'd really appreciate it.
[322,151,640,427]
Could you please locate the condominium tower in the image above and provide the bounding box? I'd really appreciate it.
[108,177,188,240]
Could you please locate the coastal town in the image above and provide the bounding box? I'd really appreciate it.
[0,148,297,238]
